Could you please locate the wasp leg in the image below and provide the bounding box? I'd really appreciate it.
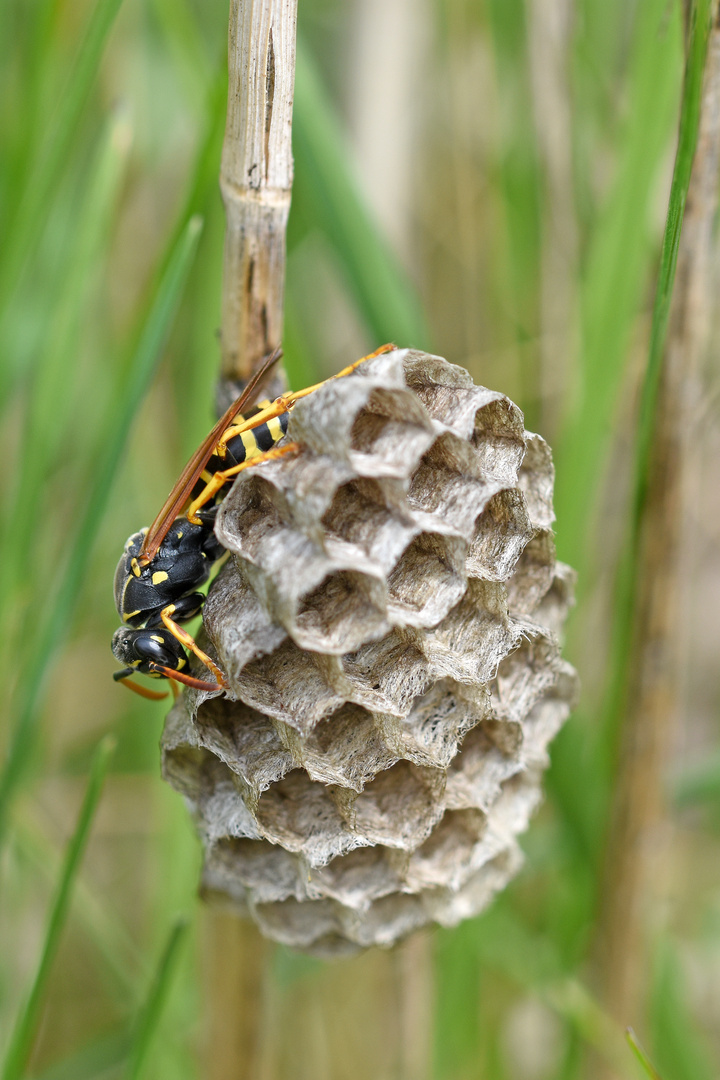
[215,343,396,455]
[276,341,397,407]
[160,606,228,687]
[113,669,169,700]
[185,441,300,524]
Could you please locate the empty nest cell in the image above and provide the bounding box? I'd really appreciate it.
[347,387,436,477]
[350,891,429,948]
[407,432,499,537]
[294,568,389,653]
[470,397,526,484]
[532,562,577,637]
[231,638,346,732]
[380,679,490,769]
[255,769,354,864]
[215,471,288,561]
[206,837,304,904]
[296,703,398,792]
[428,846,524,928]
[193,695,292,796]
[321,476,418,574]
[421,579,520,685]
[504,529,556,615]
[444,720,524,812]
[253,896,345,950]
[162,735,241,807]
[466,489,534,582]
[341,630,432,717]
[348,760,446,849]
[517,432,555,529]
[491,632,563,724]
[405,808,487,892]
[309,845,407,911]
[386,531,467,627]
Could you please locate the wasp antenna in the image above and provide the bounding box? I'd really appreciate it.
[151,664,223,693]
[116,675,169,701]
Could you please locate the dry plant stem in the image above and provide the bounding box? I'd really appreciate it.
[208,0,297,1071]
[595,6,720,1047]
[205,908,269,1080]
[220,0,297,384]
[395,933,434,1080]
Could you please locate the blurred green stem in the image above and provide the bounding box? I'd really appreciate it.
[1,737,115,1080]
[594,0,717,1043]
[0,0,125,407]
[123,920,189,1080]
[0,218,202,849]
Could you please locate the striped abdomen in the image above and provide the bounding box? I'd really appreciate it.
[192,406,290,504]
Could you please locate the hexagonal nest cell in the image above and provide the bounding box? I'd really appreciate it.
[161,348,578,954]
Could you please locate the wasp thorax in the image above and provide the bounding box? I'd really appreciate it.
[161,348,578,955]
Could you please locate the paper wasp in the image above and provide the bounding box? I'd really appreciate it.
[111,344,395,700]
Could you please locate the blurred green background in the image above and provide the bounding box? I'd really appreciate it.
[1,0,720,1077]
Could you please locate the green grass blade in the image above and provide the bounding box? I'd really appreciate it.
[1,108,132,606]
[633,0,712,523]
[627,1028,664,1080]
[122,919,189,1080]
[0,217,203,847]
[485,0,543,425]
[1,736,116,1080]
[292,40,431,350]
[29,1029,130,1080]
[553,0,683,568]
[605,0,712,742]
[0,0,125,403]
[15,818,143,1001]
[649,940,715,1080]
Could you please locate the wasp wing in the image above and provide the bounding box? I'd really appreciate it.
[139,347,283,564]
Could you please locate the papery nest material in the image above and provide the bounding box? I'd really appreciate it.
[161,348,578,956]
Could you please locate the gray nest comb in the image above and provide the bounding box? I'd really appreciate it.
[162,348,578,956]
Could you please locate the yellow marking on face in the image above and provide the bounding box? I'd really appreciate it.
[176,530,183,540]
[152,570,169,585]
[267,415,285,441]
[130,557,141,578]
[178,656,187,669]
[151,635,164,644]
[130,659,140,667]
[122,609,141,622]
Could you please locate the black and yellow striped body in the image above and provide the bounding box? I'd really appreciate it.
[191,403,289,507]
[112,343,396,693]
[113,404,289,687]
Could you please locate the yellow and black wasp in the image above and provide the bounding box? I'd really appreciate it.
[111,343,395,699]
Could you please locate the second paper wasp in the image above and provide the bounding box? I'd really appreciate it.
[111,343,395,699]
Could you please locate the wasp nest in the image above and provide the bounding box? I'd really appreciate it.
[162,348,578,956]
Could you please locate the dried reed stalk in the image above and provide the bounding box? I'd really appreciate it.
[220,0,297,386]
[208,3,297,1076]
[595,4,720,1049]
